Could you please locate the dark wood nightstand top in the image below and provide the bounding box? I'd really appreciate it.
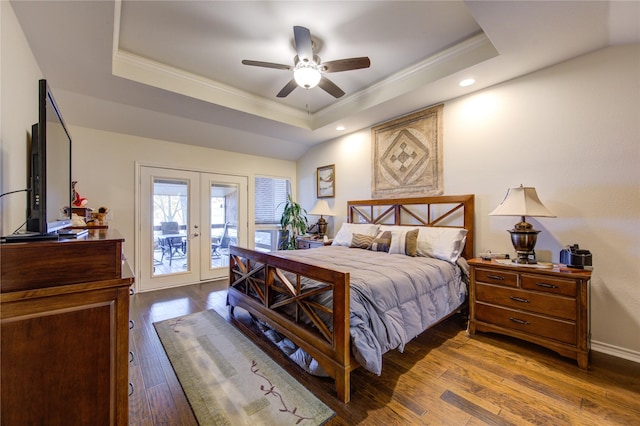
[467,258,592,279]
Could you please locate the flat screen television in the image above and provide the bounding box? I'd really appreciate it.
[25,79,73,236]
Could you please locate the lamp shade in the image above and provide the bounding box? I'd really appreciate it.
[489,186,555,217]
[308,199,334,217]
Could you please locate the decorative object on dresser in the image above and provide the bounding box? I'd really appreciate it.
[371,104,443,199]
[467,258,592,369]
[228,195,474,402]
[560,244,593,269]
[0,229,135,424]
[489,185,555,264]
[307,199,334,237]
[316,164,335,198]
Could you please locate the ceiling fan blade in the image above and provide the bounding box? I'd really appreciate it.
[293,26,313,61]
[320,57,371,73]
[276,79,298,98]
[318,76,345,98]
[241,60,291,70]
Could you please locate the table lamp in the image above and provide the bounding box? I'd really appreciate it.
[308,200,334,238]
[489,185,555,264]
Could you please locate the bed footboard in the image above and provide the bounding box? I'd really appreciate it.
[227,245,355,403]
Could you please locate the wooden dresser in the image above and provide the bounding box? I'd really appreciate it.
[1,229,134,425]
[467,258,592,368]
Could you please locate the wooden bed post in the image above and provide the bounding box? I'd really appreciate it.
[333,271,351,403]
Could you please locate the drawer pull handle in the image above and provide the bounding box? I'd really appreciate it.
[510,317,529,325]
[509,296,530,303]
[486,274,505,280]
[536,282,558,289]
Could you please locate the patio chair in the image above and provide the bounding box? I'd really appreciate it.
[211,223,230,258]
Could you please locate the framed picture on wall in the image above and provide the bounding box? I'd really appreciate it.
[317,164,335,198]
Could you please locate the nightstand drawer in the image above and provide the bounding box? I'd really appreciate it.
[296,238,331,249]
[476,303,576,345]
[475,268,518,288]
[297,240,314,249]
[521,274,576,297]
[476,283,576,320]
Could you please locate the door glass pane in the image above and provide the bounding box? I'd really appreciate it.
[152,178,189,276]
[210,183,239,269]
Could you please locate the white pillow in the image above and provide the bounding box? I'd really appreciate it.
[416,227,468,263]
[378,225,416,255]
[332,223,381,247]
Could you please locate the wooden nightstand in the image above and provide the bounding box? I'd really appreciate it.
[296,236,332,249]
[467,258,592,368]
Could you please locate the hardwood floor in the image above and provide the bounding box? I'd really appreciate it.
[128,281,640,425]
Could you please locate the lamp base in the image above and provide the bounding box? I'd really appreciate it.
[512,251,537,264]
[317,217,327,238]
[508,224,540,265]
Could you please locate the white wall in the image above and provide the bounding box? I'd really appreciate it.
[68,126,297,264]
[298,45,640,361]
[0,1,43,234]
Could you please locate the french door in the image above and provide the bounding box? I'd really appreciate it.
[137,166,247,292]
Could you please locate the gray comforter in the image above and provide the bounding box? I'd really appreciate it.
[273,245,468,375]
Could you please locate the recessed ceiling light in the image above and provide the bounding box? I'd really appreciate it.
[336,125,346,131]
[459,78,475,87]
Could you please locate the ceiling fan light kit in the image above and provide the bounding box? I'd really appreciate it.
[293,61,321,89]
[242,26,370,98]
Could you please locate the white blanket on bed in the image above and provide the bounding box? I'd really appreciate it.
[276,246,468,375]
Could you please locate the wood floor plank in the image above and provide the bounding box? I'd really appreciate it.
[440,390,513,426]
[139,354,166,389]
[145,383,185,425]
[128,363,151,423]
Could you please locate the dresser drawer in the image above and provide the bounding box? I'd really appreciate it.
[521,274,577,297]
[475,283,576,320]
[475,268,518,288]
[475,303,576,345]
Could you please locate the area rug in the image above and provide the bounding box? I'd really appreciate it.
[154,309,335,425]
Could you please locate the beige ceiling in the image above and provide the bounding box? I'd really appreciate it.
[10,1,640,160]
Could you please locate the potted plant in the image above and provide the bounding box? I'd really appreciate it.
[278,193,308,250]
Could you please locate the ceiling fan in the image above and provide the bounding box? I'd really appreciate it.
[242,26,371,98]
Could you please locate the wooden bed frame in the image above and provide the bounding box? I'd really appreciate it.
[227,195,474,403]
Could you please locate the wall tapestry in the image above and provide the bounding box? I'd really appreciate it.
[371,104,443,199]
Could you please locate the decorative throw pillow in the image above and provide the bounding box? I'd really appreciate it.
[350,233,374,249]
[405,228,419,256]
[370,231,392,252]
[332,223,380,247]
[378,225,419,255]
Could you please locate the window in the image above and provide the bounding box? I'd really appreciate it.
[255,177,290,224]
[254,177,291,251]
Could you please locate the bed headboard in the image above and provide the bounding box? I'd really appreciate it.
[346,195,475,259]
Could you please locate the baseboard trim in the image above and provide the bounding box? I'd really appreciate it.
[592,340,640,364]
